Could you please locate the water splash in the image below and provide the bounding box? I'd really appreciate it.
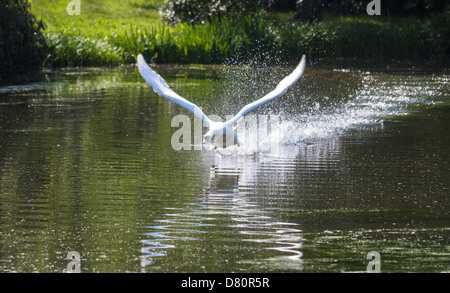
[217,70,448,157]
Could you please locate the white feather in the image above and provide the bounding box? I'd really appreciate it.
[137,54,306,148]
[137,54,211,126]
[228,55,306,125]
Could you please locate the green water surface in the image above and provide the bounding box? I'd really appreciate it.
[0,64,448,273]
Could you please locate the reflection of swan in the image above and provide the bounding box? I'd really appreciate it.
[137,54,306,149]
[205,156,304,269]
[139,154,304,271]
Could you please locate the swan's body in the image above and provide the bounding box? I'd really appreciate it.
[137,54,306,149]
[203,121,241,149]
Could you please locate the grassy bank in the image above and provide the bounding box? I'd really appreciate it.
[31,0,449,67]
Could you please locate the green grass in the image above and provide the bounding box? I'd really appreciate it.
[31,0,165,66]
[30,0,450,67]
[30,0,163,37]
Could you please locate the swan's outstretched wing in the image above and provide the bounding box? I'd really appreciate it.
[137,54,211,126]
[228,55,306,125]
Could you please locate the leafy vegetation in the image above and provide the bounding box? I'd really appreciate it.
[114,12,277,65]
[161,0,449,23]
[26,0,450,67]
[160,0,266,24]
[278,13,450,62]
[45,31,123,67]
[0,0,48,82]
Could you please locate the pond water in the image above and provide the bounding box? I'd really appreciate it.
[0,62,449,273]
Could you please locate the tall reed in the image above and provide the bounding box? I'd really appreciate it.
[44,12,449,67]
[45,30,123,67]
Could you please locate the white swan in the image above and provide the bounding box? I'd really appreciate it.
[137,54,306,149]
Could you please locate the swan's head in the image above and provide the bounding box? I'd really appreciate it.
[202,129,215,144]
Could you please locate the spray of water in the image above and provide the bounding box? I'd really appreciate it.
[215,65,441,157]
